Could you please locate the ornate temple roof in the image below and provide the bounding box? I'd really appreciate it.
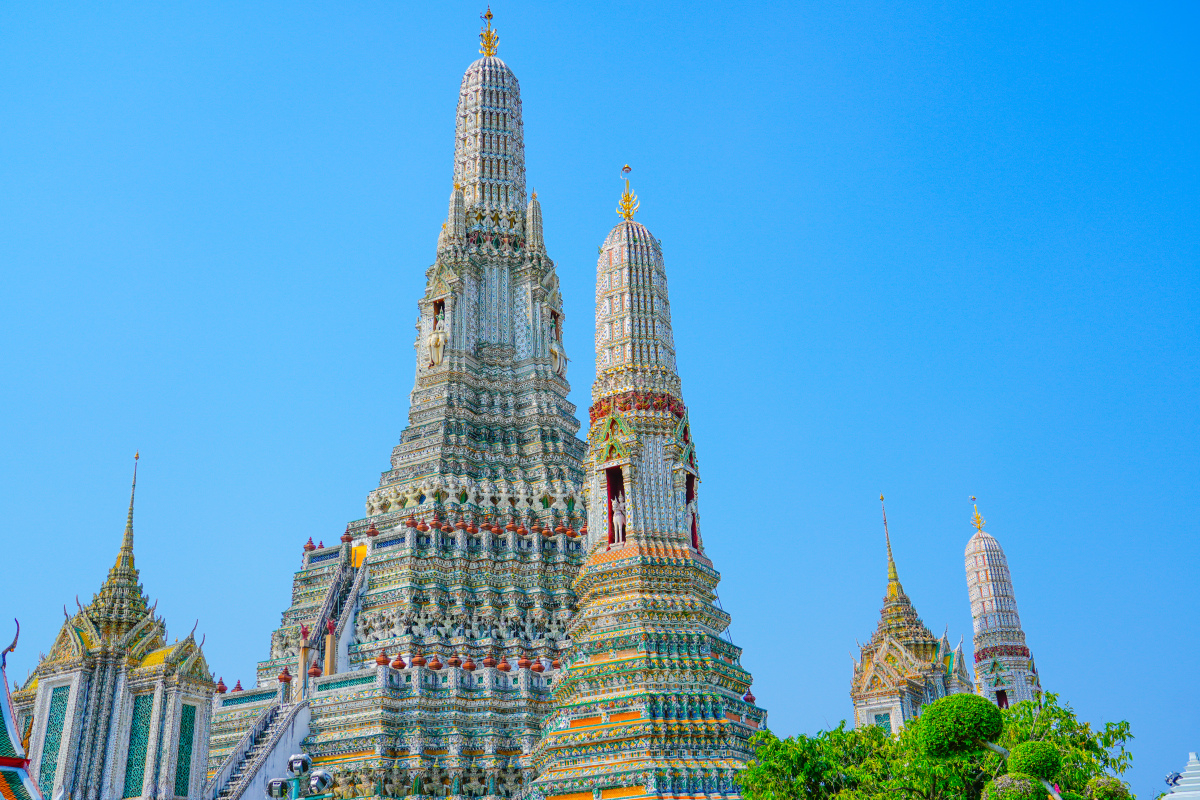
[0,624,42,800]
[85,455,151,642]
[871,499,937,649]
[16,457,212,689]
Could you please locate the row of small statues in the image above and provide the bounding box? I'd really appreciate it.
[319,769,520,800]
[353,608,569,647]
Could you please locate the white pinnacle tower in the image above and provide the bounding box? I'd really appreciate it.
[965,503,1041,707]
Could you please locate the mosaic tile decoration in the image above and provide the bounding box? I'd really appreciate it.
[874,713,892,733]
[122,694,153,798]
[3,770,36,800]
[173,703,196,796]
[219,690,275,707]
[316,674,374,693]
[0,709,15,758]
[37,685,69,796]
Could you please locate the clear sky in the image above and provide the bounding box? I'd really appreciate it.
[1,2,1196,796]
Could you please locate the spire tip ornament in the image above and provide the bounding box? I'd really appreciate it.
[479,7,499,57]
[617,164,639,220]
[970,496,986,533]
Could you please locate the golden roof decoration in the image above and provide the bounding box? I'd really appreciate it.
[970,496,987,533]
[617,165,639,220]
[479,7,499,57]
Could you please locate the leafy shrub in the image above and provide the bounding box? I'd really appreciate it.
[1008,740,1062,780]
[1060,793,1086,800]
[918,694,1004,758]
[1086,775,1131,799]
[984,773,1045,800]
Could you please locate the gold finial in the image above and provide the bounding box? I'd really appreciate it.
[617,164,639,220]
[970,496,986,533]
[479,7,499,57]
[531,189,537,200]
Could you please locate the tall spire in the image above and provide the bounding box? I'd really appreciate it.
[532,164,762,800]
[882,494,901,598]
[593,167,679,400]
[117,451,138,571]
[965,498,1041,706]
[451,13,525,211]
[90,452,150,639]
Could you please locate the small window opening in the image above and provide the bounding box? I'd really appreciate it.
[995,690,1009,709]
[686,474,699,550]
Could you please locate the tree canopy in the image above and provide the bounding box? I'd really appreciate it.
[736,693,1135,800]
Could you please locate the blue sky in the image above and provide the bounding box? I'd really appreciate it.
[1,2,1196,795]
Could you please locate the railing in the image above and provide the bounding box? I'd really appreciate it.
[333,563,369,672]
[217,700,310,800]
[305,561,354,673]
[203,700,279,800]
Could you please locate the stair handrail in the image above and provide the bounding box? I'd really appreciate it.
[203,700,280,800]
[309,561,353,661]
[333,562,369,666]
[218,700,311,800]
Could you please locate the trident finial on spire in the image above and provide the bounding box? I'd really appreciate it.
[617,164,639,220]
[970,496,986,533]
[479,7,499,57]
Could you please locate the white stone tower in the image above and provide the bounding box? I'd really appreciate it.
[531,170,762,800]
[965,503,1041,707]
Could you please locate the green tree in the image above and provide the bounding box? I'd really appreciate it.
[993,692,1133,796]
[738,693,1135,800]
[736,723,891,800]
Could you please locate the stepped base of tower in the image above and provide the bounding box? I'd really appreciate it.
[207,526,583,798]
[531,534,763,800]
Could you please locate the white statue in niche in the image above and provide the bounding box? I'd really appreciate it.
[428,309,448,366]
[548,316,568,377]
[611,492,627,543]
[549,340,567,377]
[549,319,566,379]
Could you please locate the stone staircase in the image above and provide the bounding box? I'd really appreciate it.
[213,704,285,800]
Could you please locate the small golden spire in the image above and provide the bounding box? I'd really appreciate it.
[117,452,139,571]
[970,496,986,533]
[479,7,499,57]
[617,164,639,220]
[881,494,902,598]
